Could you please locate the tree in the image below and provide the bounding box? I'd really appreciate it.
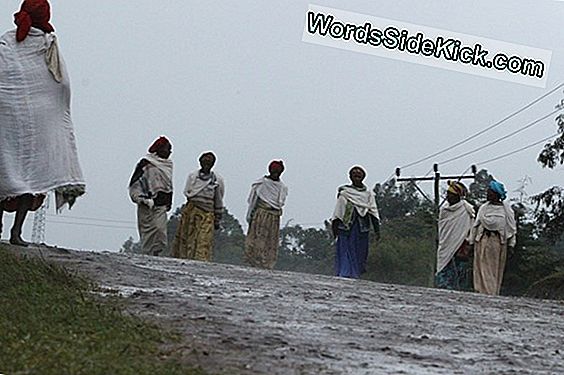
[532,111,564,243]
[120,236,141,254]
[373,179,422,221]
[365,210,435,286]
[466,169,493,206]
[501,202,561,296]
[213,208,245,265]
[276,224,334,275]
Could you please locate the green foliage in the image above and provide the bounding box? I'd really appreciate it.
[121,236,142,254]
[531,186,564,244]
[525,271,564,300]
[532,112,564,243]
[276,225,334,275]
[502,210,562,296]
[466,169,493,207]
[374,179,421,220]
[0,246,204,375]
[364,211,435,287]
[537,113,564,169]
[213,208,246,265]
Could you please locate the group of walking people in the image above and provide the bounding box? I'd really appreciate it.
[130,136,516,297]
[1,0,517,297]
[436,180,517,295]
[128,137,289,270]
[129,142,383,278]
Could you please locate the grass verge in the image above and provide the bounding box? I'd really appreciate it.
[0,246,205,375]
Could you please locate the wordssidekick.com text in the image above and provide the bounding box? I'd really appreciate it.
[306,10,546,80]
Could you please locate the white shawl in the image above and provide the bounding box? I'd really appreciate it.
[0,28,85,202]
[436,200,475,274]
[333,185,380,222]
[143,153,173,194]
[183,170,224,200]
[470,202,517,247]
[246,177,288,223]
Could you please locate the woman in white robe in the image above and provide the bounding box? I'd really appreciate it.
[244,160,288,269]
[469,180,516,295]
[435,182,475,290]
[0,0,85,246]
[129,137,173,256]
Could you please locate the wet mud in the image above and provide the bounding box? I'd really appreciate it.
[8,244,564,374]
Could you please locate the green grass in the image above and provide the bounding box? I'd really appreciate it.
[0,246,205,375]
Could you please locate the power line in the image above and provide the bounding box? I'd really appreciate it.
[47,219,136,230]
[438,108,562,166]
[477,132,560,166]
[46,214,136,224]
[400,82,564,170]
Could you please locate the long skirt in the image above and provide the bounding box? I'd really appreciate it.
[244,207,281,269]
[436,258,472,291]
[1,193,46,212]
[335,219,369,279]
[172,202,214,261]
[473,232,507,295]
[137,204,168,256]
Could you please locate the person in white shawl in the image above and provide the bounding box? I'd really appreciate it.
[172,152,225,261]
[129,137,173,256]
[469,180,516,295]
[331,166,380,279]
[435,181,475,290]
[244,160,288,269]
[0,0,85,246]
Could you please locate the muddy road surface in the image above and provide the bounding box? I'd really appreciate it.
[7,244,564,374]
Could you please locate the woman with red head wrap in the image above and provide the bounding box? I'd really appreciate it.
[129,137,173,256]
[244,160,288,269]
[0,0,85,246]
[13,0,55,42]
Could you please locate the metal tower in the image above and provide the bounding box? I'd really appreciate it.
[31,194,49,244]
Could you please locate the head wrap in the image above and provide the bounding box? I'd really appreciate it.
[489,180,507,201]
[268,160,285,173]
[447,181,467,197]
[14,0,55,42]
[148,136,171,153]
[349,166,366,178]
[199,151,216,163]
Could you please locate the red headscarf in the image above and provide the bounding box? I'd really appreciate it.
[148,136,171,153]
[14,0,55,42]
[268,160,285,173]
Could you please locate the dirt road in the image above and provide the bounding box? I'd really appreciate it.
[8,244,564,374]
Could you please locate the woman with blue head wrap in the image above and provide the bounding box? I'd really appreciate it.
[469,179,517,295]
[488,180,507,201]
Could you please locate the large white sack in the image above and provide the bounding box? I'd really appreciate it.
[0,27,85,206]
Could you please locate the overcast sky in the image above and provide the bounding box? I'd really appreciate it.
[1,0,563,251]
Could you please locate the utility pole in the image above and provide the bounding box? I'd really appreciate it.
[395,164,477,215]
[394,164,477,280]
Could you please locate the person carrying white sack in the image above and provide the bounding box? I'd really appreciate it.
[129,137,173,256]
[0,0,85,246]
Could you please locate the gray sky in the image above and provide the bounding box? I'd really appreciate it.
[1,0,563,251]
